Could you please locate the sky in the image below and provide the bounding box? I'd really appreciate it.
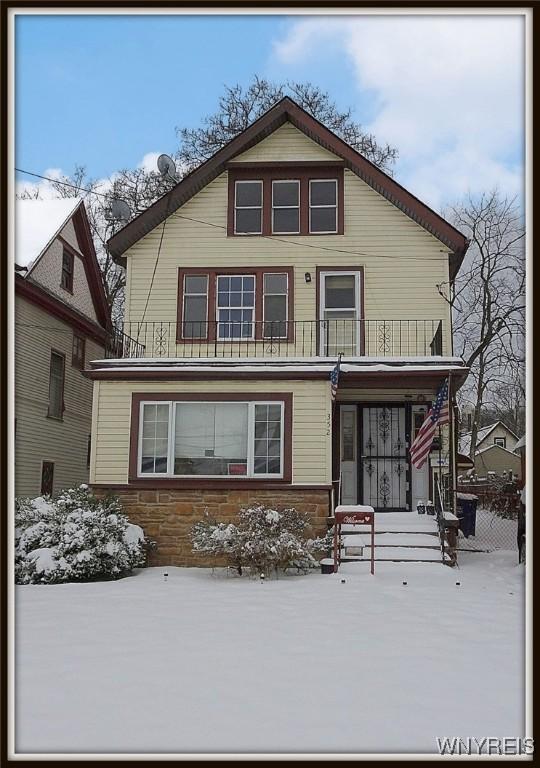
[15,12,525,212]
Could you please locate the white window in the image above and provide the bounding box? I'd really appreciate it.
[272,180,300,234]
[263,273,288,338]
[138,401,284,478]
[217,274,255,339]
[494,437,507,448]
[234,181,263,234]
[309,179,338,233]
[182,275,208,339]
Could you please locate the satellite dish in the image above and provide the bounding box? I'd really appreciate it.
[109,199,131,222]
[157,153,179,181]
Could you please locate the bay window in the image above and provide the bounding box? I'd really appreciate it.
[137,399,285,478]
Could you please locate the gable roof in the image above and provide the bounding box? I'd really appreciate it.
[475,443,520,458]
[459,421,520,455]
[16,197,81,271]
[15,197,110,330]
[107,97,469,277]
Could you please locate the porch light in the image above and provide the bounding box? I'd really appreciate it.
[304,272,312,283]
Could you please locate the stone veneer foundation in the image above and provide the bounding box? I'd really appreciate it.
[93,487,331,567]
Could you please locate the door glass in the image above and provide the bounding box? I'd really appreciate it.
[322,273,359,356]
[342,409,356,461]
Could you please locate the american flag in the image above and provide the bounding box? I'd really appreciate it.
[410,378,449,469]
[330,359,340,400]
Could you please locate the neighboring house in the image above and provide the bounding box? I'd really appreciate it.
[459,421,521,479]
[15,198,110,498]
[86,97,470,566]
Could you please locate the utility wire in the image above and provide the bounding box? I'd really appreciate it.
[15,167,449,263]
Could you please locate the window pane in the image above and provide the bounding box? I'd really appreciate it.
[235,208,262,234]
[264,273,287,294]
[263,295,287,338]
[140,403,169,474]
[273,208,299,233]
[253,404,282,475]
[184,295,207,323]
[49,353,64,417]
[217,276,255,339]
[236,181,262,207]
[310,206,337,233]
[273,181,299,206]
[310,180,337,206]
[174,403,248,475]
[324,275,356,308]
[184,275,208,293]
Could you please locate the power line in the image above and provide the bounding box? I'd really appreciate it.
[15,167,450,263]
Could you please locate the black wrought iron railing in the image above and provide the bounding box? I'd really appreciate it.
[104,319,445,360]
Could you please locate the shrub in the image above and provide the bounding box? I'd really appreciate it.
[15,485,152,585]
[191,504,331,576]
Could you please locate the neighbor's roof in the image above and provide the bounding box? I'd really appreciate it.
[107,97,469,277]
[459,421,520,455]
[475,443,521,458]
[15,197,82,271]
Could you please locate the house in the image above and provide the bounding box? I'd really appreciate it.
[15,198,110,497]
[459,421,522,479]
[86,97,470,566]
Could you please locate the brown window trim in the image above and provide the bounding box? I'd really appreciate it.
[129,392,293,486]
[61,246,75,294]
[176,266,294,344]
[315,266,366,355]
[227,166,344,237]
[47,349,65,420]
[72,333,86,370]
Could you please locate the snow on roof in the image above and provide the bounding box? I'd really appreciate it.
[459,421,520,455]
[475,443,520,458]
[514,435,526,451]
[15,197,82,271]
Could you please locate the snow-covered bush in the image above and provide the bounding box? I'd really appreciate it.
[15,485,152,585]
[191,504,331,576]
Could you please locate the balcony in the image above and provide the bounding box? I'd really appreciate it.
[105,319,445,360]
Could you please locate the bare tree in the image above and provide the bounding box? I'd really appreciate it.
[177,77,398,174]
[441,190,525,456]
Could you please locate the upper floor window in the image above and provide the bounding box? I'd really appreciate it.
[61,248,74,292]
[228,167,343,236]
[72,333,85,369]
[234,181,263,234]
[178,267,293,343]
[272,180,300,234]
[48,350,65,419]
[309,179,338,234]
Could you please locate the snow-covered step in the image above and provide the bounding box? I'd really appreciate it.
[342,533,440,548]
[341,546,448,563]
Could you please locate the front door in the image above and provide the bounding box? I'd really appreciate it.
[361,406,408,510]
[339,405,357,504]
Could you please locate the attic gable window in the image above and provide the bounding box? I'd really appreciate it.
[61,247,74,292]
[227,167,344,236]
[234,181,263,234]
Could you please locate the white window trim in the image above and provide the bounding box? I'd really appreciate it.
[309,179,338,234]
[234,180,263,235]
[137,400,285,479]
[215,273,256,342]
[182,274,209,339]
[271,180,300,235]
[319,270,362,356]
[262,272,289,339]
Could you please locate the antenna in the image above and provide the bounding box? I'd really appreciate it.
[105,199,132,222]
[157,153,179,182]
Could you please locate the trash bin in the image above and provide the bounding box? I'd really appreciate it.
[320,558,335,574]
[456,493,478,537]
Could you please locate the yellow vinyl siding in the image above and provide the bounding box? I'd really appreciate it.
[91,379,331,486]
[15,296,104,497]
[124,121,452,357]
[232,122,339,162]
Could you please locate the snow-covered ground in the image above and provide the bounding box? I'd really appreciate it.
[15,552,525,755]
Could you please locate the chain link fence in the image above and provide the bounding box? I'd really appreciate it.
[456,482,520,552]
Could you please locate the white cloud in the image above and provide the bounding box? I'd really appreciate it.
[273,15,524,209]
[137,152,161,173]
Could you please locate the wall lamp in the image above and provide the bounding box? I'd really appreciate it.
[304,272,312,283]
